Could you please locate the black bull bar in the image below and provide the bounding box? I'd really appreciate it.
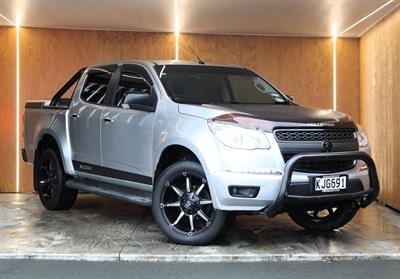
[265,151,380,217]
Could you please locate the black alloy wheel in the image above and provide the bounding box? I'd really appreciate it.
[160,171,214,236]
[36,148,77,210]
[39,155,58,202]
[152,161,228,245]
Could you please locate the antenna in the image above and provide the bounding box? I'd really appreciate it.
[188,45,205,64]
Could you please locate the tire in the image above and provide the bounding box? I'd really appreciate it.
[152,161,228,245]
[35,148,77,210]
[287,202,358,231]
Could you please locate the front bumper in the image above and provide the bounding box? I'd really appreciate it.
[264,151,379,217]
[207,151,378,212]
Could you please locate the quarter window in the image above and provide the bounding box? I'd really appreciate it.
[81,70,112,104]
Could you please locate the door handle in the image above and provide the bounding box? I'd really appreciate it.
[71,114,80,119]
[103,117,113,123]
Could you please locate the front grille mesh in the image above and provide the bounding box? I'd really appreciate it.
[282,153,356,173]
[275,129,355,142]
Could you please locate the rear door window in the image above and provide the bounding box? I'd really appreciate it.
[81,69,113,105]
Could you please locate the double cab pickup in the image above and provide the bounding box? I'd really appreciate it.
[22,60,379,245]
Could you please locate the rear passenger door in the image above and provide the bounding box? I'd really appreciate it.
[69,66,115,170]
[100,64,157,190]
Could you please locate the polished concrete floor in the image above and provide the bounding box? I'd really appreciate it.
[1,193,400,262]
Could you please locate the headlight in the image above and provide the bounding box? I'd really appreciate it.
[208,121,270,150]
[356,125,369,148]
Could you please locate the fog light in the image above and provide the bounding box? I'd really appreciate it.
[228,186,260,198]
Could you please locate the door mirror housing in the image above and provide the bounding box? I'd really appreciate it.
[120,86,157,112]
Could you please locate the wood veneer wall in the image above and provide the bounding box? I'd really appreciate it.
[360,8,400,210]
[337,38,360,121]
[0,27,16,192]
[0,27,360,192]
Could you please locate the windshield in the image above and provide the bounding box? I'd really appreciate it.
[155,65,289,105]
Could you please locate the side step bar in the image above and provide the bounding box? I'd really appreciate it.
[66,178,152,207]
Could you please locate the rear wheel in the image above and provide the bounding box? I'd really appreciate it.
[287,202,358,231]
[36,148,77,210]
[152,161,228,245]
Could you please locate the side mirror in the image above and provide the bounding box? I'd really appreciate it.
[287,95,295,102]
[120,87,157,112]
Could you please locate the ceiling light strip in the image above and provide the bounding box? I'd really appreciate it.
[338,0,394,36]
[358,2,400,37]
[0,14,16,25]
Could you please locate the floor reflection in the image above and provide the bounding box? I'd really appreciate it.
[1,193,400,260]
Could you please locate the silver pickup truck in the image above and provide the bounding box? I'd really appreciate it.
[22,60,379,245]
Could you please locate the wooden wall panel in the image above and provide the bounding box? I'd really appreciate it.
[360,8,400,209]
[255,36,334,110]
[179,34,257,70]
[179,34,335,109]
[18,28,175,192]
[337,38,360,122]
[0,27,16,192]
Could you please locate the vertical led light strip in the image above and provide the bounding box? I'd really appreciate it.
[332,36,337,111]
[16,18,20,193]
[0,14,19,192]
[174,0,179,60]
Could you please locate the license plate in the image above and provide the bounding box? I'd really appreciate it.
[314,175,347,193]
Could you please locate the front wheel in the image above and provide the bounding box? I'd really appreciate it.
[287,202,359,231]
[152,161,228,245]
